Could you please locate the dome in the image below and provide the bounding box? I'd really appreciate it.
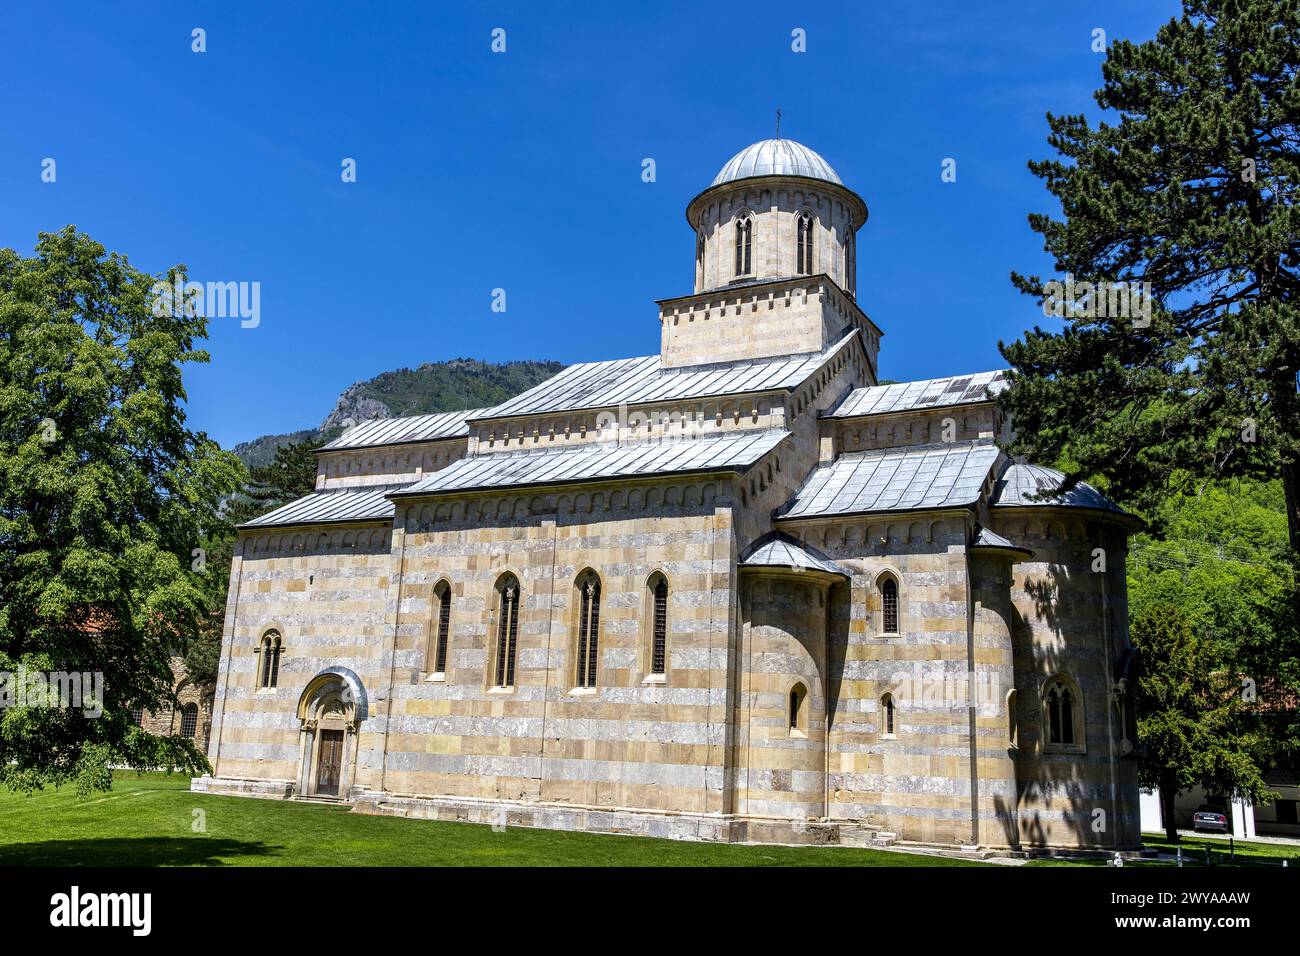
[710,138,843,188]
[992,463,1124,514]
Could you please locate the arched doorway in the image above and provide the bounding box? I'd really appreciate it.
[295,668,368,799]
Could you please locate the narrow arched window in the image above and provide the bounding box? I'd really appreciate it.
[880,577,899,634]
[881,693,896,737]
[1007,689,1018,748]
[130,704,144,726]
[649,573,668,677]
[430,581,451,674]
[796,212,813,274]
[845,229,856,296]
[735,214,752,276]
[1045,677,1079,747]
[180,703,198,739]
[493,575,520,688]
[258,630,281,689]
[575,571,601,688]
[789,682,807,733]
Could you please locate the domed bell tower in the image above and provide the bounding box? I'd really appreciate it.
[656,139,879,371]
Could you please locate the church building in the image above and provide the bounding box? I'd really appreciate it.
[196,139,1142,850]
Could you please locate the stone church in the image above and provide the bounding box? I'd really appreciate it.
[196,139,1142,851]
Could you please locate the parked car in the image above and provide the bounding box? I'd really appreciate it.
[1192,806,1229,833]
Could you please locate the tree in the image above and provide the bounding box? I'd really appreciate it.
[1131,603,1273,840]
[1129,477,1300,816]
[184,438,320,686]
[999,0,1300,556]
[0,227,244,794]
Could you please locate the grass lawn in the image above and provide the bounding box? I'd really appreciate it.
[0,772,987,867]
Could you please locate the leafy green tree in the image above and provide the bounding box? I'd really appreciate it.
[1129,478,1299,819]
[0,227,243,793]
[998,0,1300,557]
[185,438,319,685]
[1131,604,1273,840]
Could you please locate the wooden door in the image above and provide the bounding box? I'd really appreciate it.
[316,730,344,796]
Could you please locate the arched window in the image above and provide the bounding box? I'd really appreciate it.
[734,214,753,277]
[648,573,669,677]
[789,682,807,734]
[429,580,452,675]
[180,703,198,739]
[881,692,896,737]
[575,570,601,688]
[796,212,814,274]
[845,229,856,296]
[1007,689,1019,748]
[493,575,520,688]
[258,630,282,689]
[130,704,144,726]
[1044,676,1083,751]
[879,575,899,634]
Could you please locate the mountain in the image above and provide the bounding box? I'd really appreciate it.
[230,358,563,468]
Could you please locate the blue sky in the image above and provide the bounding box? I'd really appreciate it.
[1,1,1181,448]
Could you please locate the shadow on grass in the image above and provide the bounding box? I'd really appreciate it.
[0,837,280,867]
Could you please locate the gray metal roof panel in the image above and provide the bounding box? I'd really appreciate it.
[991,463,1123,513]
[777,441,1001,519]
[477,332,857,421]
[318,408,487,450]
[829,370,1009,419]
[395,430,789,496]
[740,533,849,577]
[240,484,403,528]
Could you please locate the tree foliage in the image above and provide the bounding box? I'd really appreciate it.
[0,227,244,792]
[999,0,1300,553]
[184,438,319,686]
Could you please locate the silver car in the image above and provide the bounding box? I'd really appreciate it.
[1192,806,1229,833]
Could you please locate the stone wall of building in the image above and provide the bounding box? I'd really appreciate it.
[689,180,859,295]
[381,479,737,814]
[659,276,877,369]
[990,510,1141,849]
[733,572,831,819]
[136,656,214,753]
[206,524,395,791]
[316,437,469,490]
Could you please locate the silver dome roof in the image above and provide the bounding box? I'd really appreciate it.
[710,139,842,187]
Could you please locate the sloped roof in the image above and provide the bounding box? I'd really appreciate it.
[394,430,788,497]
[777,441,1000,519]
[991,463,1124,513]
[740,533,848,577]
[319,408,485,451]
[477,332,857,421]
[240,485,402,528]
[971,524,1032,559]
[829,370,1008,419]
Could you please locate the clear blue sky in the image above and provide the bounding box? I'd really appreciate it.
[1,1,1180,448]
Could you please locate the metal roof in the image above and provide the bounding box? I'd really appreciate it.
[740,533,849,577]
[972,525,1020,550]
[777,441,1001,519]
[711,139,843,187]
[829,370,1009,419]
[991,463,1123,513]
[395,430,789,497]
[478,332,857,421]
[240,484,402,529]
[319,408,485,451]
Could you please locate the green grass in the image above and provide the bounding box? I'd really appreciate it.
[0,772,986,867]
